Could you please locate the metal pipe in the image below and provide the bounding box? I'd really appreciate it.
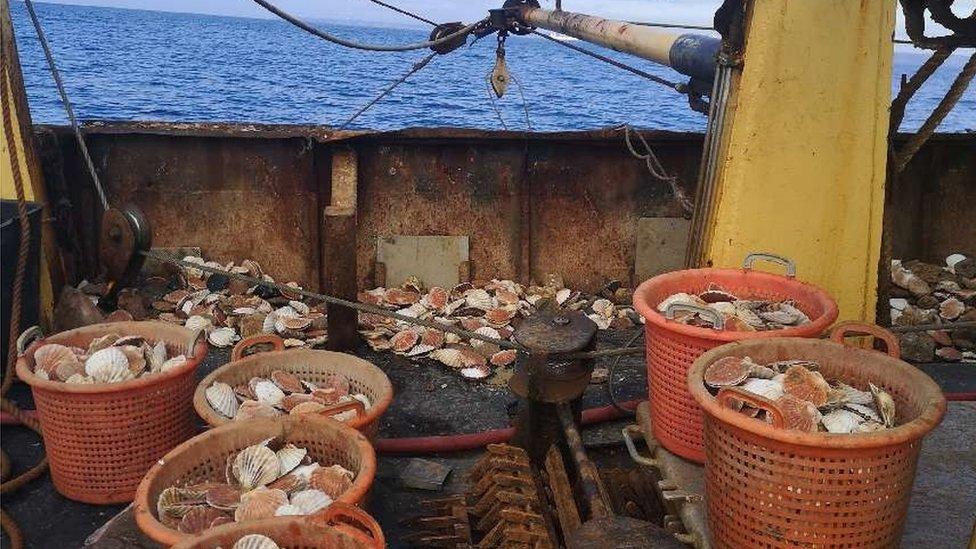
[556,403,613,519]
[517,7,720,81]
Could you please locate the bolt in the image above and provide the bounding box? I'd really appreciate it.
[552,316,570,326]
[109,226,122,241]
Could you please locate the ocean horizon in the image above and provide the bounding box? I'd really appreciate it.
[11,1,975,133]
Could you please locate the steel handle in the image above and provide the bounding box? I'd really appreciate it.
[16,326,43,355]
[742,252,796,278]
[716,387,785,428]
[621,424,658,467]
[230,334,285,361]
[829,321,901,359]
[665,303,725,330]
[309,503,385,548]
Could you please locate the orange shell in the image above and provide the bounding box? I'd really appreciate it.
[421,329,445,349]
[267,472,308,494]
[459,317,487,331]
[390,330,419,353]
[703,356,751,388]
[782,365,830,407]
[235,401,281,421]
[490,349,517,367]
[425,287,449,310]
[485,308,516,326]
[270,370,305,394]
[311,387,341,405]
[774,394,821,432]
[205,484,242,510]
[309,465,354,499]
[33,344,82,380]
[385,288,420,306]
[234,488,288,522]
[290,401,328,415]
[178,506,230,535]
[280,393,316,411]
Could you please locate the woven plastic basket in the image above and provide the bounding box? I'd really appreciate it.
[14,321,207,504]
[633,253,838,462]
[134,414,377,546]
[171,503,384,549]
[688,323,945,548]
[194,334,393,439]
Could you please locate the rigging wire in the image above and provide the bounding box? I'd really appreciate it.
[484,70,533,131]
[250,0,484,52]
[620,124,695,214]
[339,52,437,130]
[364,0,437,26]
[23,0,109,212]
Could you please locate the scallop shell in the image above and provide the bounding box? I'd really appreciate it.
[429,348,464,369]
[459,317,487,331]
[146,340,168,373]
[699,286,737,303]
[209,327,239,348]
[738,376,785,401]
[236,400,282,422]
[421,287,449,311]
[233,534,281,549]
[464,289,494,311]
[490,349,517,367]
[821,408,864,434]
[391,329,420,353]
[290,489,333,514]
[235,383,257,401]
[178,506,229,535]
[185,315,212,332]
[87,333,121,354]
[586,313,612,330]
[351,393,371,410]
[461,363,491,380]
[279,316,312,332]
[85,347,134,383]
[385,288,421,306]
[704,356,752,388]
[290,401,328,415]
[207,382,239,419]
[157,486,207,518]
[471,327,500,350]
[159,355,187,373]
[253,380,286,406]
[233,444,280,491]
[783,365,831,407]
[591,299,615,318]
[774,394,821,432]
[64,374,94,384]
[657,293,704,313]
[939,297,966,320]
[267,472,309,494]
[270,370,305,394]
[33,344,84,381]
[234,487,289,522]
[869,383,896,427]
[274,503,305,516]
[310,465,354,499]
[405,343,435,357]
[323,373,351,395]
[555,288,572,305]
[120,345,148,377]
[495,289,519,306]
[205,483,242,510]
[280,393,316,411]
[420,329,445,349]
[276,444,308,476]
[485,308,516,326]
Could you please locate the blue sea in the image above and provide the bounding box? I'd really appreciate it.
[10,1,976,132]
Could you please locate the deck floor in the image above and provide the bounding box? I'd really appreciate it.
[1,332,973,548]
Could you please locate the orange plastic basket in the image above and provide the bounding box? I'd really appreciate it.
[632,253,838,462]
[194,335,393,439]
[688,323,946,548]
[171,503,385,549]
[134,414,377,546]
[14,321,207,504]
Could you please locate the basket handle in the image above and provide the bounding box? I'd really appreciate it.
[742,252,796,278]
[231,334,285,361]
[717,387,785,428]
[309,503,385,548]
[829,321,901,359]
[665,303,725,330]
[16,326,43,356]
[317,399,367,422]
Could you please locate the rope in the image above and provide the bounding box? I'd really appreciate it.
[894,52,976,174]
[339,52,437,130]
[22,0,108,212]
[1,51,49,549]
[251,0,484,53]
[620,124,694,214]
[531,31,683,91]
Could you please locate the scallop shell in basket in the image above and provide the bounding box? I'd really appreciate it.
[233,534,281,549]
[233,444,281,491]
[290,401,327,415]
[157,486,207,518]
[235,487,289,522]
[280,393,315,411]
[178,506,230,535]
[119,345,147,376]
[429,348,464,369]
[290,488,333,514]
[205,483,242,510]
[656,293,703,313]
[703,356,752,388]
[391,329,420,353]
[774,394,821,432]
[270,370,305,394]
[274,503,304,516]
[821,408,865,434]
[738,376,785,401]
[870,383,896,427]
[208,327,240,348]
[276,444,308,476]
[146,340,168,373]
[159,355,188,373]
[310,464,354,499]
[783,365,831,407]
[206,382,239,419]
[64,374,94,384]
[323,373,351,395]
[87,333,120,354]
[85,347,134,384]
[253,380,286,406]
[33,344,81,380]
[267,472,309,494]
[184,315,212,332]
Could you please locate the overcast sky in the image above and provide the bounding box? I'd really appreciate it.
[24,0,970,40]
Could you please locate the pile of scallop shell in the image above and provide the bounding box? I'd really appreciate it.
[156,439,356,535]
[205,371,370,422]
[704,356,897,433]
[228,534,284,549]
[890,255,976,363]
[658,284,811,331]
[146,256,328,350]
[357,277,641,380]
[30,334,187,384]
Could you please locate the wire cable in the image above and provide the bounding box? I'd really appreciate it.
[23,0,108,211]
[620,124,694,214]
[339,52,437,129]
[251,0,483,52]
[364,0,436,26]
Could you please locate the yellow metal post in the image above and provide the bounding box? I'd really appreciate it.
[697,0,895,322]
[2,0,59,329]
